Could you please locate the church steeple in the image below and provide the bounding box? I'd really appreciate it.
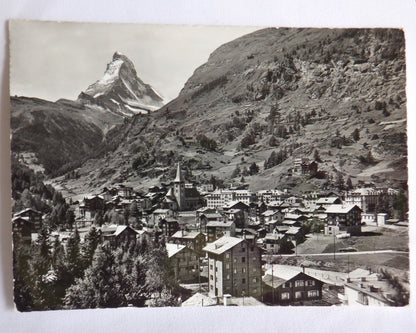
[173,162,185,210]
[174,162,183,183]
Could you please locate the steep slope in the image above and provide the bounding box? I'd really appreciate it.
[78,52,164,116]
[10,96,124,175]
[55,28,407,196]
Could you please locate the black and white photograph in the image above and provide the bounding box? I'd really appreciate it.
[9,20,409,311]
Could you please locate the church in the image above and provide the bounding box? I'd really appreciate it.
[163,163,203,211]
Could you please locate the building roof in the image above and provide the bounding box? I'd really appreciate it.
[203,236,243,254]
[285,227,301,235]
[262,210,278,217]
[15,207,42,216]
[316,197,341,204]
[344,282,393,305]
[166,243,186,257]
[181,293,217,307]
[284,213,303,220]
[174,163,183,183]
[171,230,202,239]
[264,266,306,285]
[206,221,234,228]
[202,213,223,219]
[325,204,361,214]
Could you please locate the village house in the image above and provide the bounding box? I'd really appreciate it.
[166,243,200,283]
[14,208,43,231]
[316,196,342,207]
[78,195,105,221]
[198,212,224,233]
[159,218,180,238]
[223,208,246,228]
[262,267,324,305]
[170,230,206,255]
[101,225,142,246]
[150,208,175,226]
[342,280,394,306]
[12,216,33,244]
[262,233,285,254]
[324,204,362,235]
[206,221,236,243]
[203,236,262,299]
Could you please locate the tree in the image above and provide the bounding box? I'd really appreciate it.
[66,229,83,279]
[64,244,127,309]
[231,165,241,178]
[346,177,353,190]
[352,128,360,141]
[81,226,101,270]
[336,172,345,191]
[249,162,260,175]
[313,149,322,163]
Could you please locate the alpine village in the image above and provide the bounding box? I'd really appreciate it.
[11,28,409,311]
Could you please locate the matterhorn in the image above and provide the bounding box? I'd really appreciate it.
[78,52,164,117]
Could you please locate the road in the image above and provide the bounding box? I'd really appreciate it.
[265,249,408,258]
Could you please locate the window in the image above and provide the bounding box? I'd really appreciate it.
[242,257,246,263]
[242,278,246,284]
[210,264,213,270]
[242,267,246,273]
[241,247,245,252]
[226,263,230,269]
[253,268,257,272]
[226,274,230,280]
[234,269,237,274]
[210,275,213,281]
[295,280,304,287]
[252,257,257,261]
[253,277,257,283]
[210,285,213,290]
[308,290,319,298]
[281,292,290,300]
[295,291,302,299]
[306,280,315,286]
[225,253,230,259]
[234,258,237,263]
[250,246,254,252]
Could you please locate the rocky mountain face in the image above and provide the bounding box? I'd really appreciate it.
[78,52,164,117]
[51,28,407,196]
[11,52,165,176]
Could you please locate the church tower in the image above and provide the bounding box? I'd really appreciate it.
[173,162,185,210]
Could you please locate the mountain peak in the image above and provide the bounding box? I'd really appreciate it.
[78,52,164,117]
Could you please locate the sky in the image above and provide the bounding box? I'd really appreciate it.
[9,21,261,102]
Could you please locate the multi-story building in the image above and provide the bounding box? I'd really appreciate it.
[206,221,236,243]
[166,243,200,283]
[324,204,362,235]
[170,230,206,255]
[344,187,398,213]
[205,189,255,209]
[203,236,262,299]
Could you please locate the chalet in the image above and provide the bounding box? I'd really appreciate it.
[159,218,180,238]
[79,195,105,220]
[170,230,206,255]
[324,204,362,235]
[262,267,324,305]
[198,212,224,232]
[263,233,285,254]
[14,208,42,231]
[261,210,284,224]
[12,216,33,243]
[101,225,141,246]
[316,197,342,207]
[223,208,246,228]
[151,208,174,226]
[203,236,262,299]
[206,221,236,243]
[283,226,304,243]
[117,185,134,199]
[166,243,200,283]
